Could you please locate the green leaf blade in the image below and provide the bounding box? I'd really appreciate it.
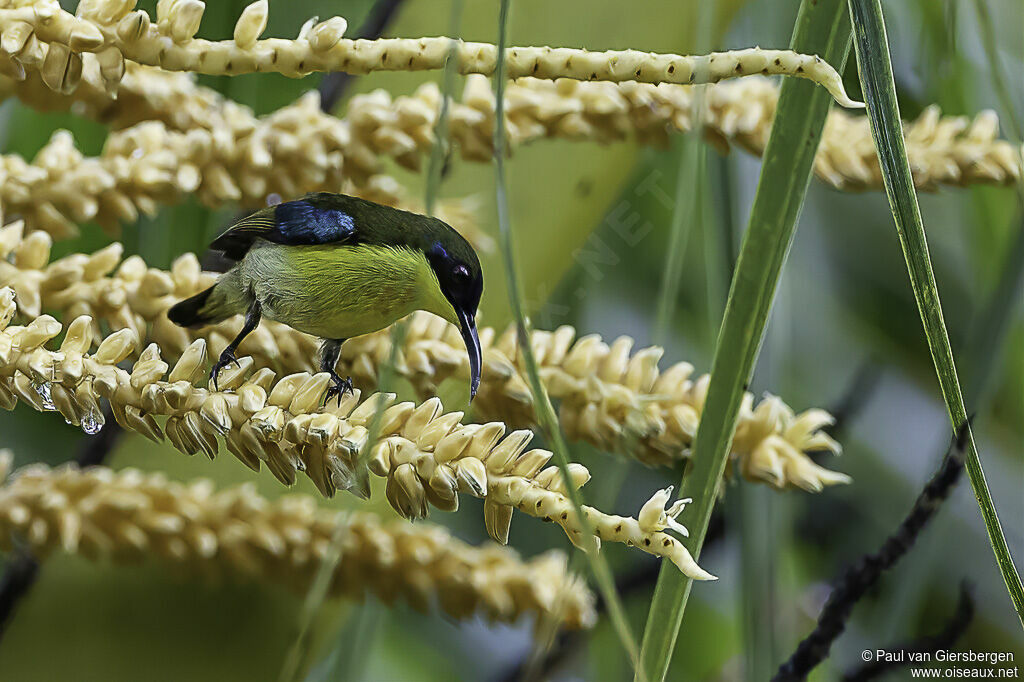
[847,0,1024,627]
[636,0,855,679]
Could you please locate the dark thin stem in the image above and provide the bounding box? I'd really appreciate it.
[0,554,37,642]
[772,419,971,682]
[841,582,974,682]
[0,408,122,644]
[317,0,407,113]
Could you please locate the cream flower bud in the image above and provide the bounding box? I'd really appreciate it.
[96,47,125,91]
[1,22,34,57]
[454,457,487,498]
[97,0,139,23]
[167,0,204,43]
[309,17,347,53]
[117,9,149,43]
[484,498,513,544]
[68,23,105,52]
[638,486,691,537]
[167,340,207,384]
[40,43,82,95]
[233,0,268,49]
[296,16,318,41]
[92,327,136,364]
[155,0,177,23]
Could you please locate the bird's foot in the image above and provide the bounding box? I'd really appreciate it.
[210,349,240,391]
[324,372,354,407]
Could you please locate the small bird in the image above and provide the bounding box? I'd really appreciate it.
[168,192,483,404]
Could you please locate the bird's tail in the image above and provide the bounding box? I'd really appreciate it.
[167,285,221,328]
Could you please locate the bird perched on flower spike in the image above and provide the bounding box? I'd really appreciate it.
[169,192,483,403]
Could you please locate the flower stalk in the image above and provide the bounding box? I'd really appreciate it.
[0,1,860,106]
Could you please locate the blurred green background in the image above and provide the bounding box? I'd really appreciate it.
[0,0,1022,680]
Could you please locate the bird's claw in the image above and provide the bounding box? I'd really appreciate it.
[324,373,354,407]
[210,350,240,391]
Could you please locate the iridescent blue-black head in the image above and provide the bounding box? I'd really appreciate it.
[426,237,483,400]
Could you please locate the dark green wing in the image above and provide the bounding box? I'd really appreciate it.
[209,195,360,261]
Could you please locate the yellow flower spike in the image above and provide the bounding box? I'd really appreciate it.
[0,462,596,626]
[0,299,740,575]
[63,66,1024,198]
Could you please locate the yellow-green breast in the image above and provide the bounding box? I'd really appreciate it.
[238,240,456,340]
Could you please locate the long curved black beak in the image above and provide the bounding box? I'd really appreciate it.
[456,308,481,401]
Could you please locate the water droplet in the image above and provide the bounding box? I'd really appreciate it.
[80,411,104,435]
[33,382,55,410]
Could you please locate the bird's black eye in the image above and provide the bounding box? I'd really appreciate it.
[452,264,470,282]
